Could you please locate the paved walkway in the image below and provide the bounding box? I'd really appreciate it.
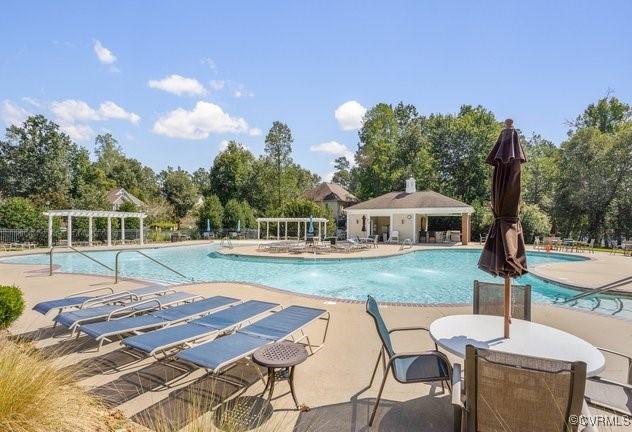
[3,261,632,431]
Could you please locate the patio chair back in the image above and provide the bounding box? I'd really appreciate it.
[473,280,532,321]
[464,345,586,432]
[365,295,395,357]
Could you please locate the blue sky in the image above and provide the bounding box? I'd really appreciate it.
[1,1,631,180]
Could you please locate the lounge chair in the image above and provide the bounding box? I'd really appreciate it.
[122,300,281,358]
[175,305,330,375]
[33,285,176,316]
[78,296,240,350]
[54,291,200,335]
[387,231,399,244]
[585,347,632,416]
[365,295,451,426]
[453,345,595,432]
[473,280,532,321]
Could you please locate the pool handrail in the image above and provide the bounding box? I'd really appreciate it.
[49,245,114,276]
[114,249,193,283]
[561,275,632,304]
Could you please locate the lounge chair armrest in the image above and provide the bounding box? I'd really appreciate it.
[597,347,632,362]
[66,286,114,298]
[452,363,464,408]
[388,326,430,334]
[106,298,160,321]
[581,401,599,432]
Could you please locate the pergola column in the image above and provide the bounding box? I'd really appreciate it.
[121,217,125,245]
[47,214,53,248]
[257,221,261,239]
[276,222,280,240]
[304,221,307,239]
[266,222,269,239]
[107,217,112,247]
[139,217,144,245]
[67,215,72,247]
[284,221,288,240]
[324,220,328,237]
[461,213,471,245]
[88,217,93,247]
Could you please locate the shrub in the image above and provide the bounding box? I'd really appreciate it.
[0,197,43,229]
[0,286,25,329]
[197,195,223,232]
[0,337,105,431]
[223,199,242,230]
[520,203,551,243]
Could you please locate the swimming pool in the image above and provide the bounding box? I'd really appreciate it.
[0,245,595,297]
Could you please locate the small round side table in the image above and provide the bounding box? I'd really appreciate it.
[252,341,308,409]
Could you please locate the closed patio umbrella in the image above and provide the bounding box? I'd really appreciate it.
[308,215,314,234]
[237,219,241,233]
[478,119,528,338]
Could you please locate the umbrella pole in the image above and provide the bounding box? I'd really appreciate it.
[504,275,511,338]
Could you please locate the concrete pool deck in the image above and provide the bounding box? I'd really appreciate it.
[3,258,632,431]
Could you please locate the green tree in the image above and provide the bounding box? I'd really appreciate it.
[553,126,632,240]
[210,141,255,204]
[264,121,293,208]
[331,156,351,188]
[521,134,559,212]
[197,195,223,231]
[94,134,159,202]
[421,105,500,204]
[239,201,256,228]
[570,95,631,134]
[0,197,44,229]
[520,203,551,243]
[352,104,401,199]
[191,168,212,197]
[223,199,243,230]
[159,167,198,228]
[0,115,80,207]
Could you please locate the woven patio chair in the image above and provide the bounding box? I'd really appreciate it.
[473,280,532,321]
[585,347,632,416]
[453,345,595,432]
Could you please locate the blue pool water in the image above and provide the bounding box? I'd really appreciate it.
[1,244,594,303]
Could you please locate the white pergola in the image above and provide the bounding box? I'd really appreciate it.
[43,209,147,248]
[256,217,328,240]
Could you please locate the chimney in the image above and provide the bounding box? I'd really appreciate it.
[405,176,416,194]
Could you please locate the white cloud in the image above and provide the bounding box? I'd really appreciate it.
[148,74,207,96]
[310,140,355,162]
[203,58,217,73]
[0,100,30,126]
[49,99,139,142]
[98,101,140,124]
[152,101,257,140]
[21,97,41,108]
[50,99,140,125]
[248,127,262,136]
[335,100,367,131]
[209,79,225,90]
[59,123,95,142]
[93,40,117,64]
[233,83,254,98]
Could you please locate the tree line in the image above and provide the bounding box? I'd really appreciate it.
[331,96,632,243]
[1,96,631,243]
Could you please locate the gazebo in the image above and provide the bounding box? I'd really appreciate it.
[256,217,328,240]
[43,209,147,248]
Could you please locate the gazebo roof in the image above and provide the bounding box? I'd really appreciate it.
[43,209,147,218]
[346,190,473,214]
[302,182,359,203]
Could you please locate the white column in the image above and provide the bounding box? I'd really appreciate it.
[324,221,328,237]
[121,218,125,245]
[47,215,53,248]
[304,221,307,239]
[257,221,260,239]
[285,221,288,240]
[412,213,417,243]
[277,222,280,239]
[266,222,269,239]
[318,221,321,240]
[139,217,144,245]
[67,215,72,247]
[88,217,93,247]
[389,214,393,240]
[298,221,301,239]
[107,217,112,247]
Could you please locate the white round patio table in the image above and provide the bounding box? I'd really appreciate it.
[429,315,605,376]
